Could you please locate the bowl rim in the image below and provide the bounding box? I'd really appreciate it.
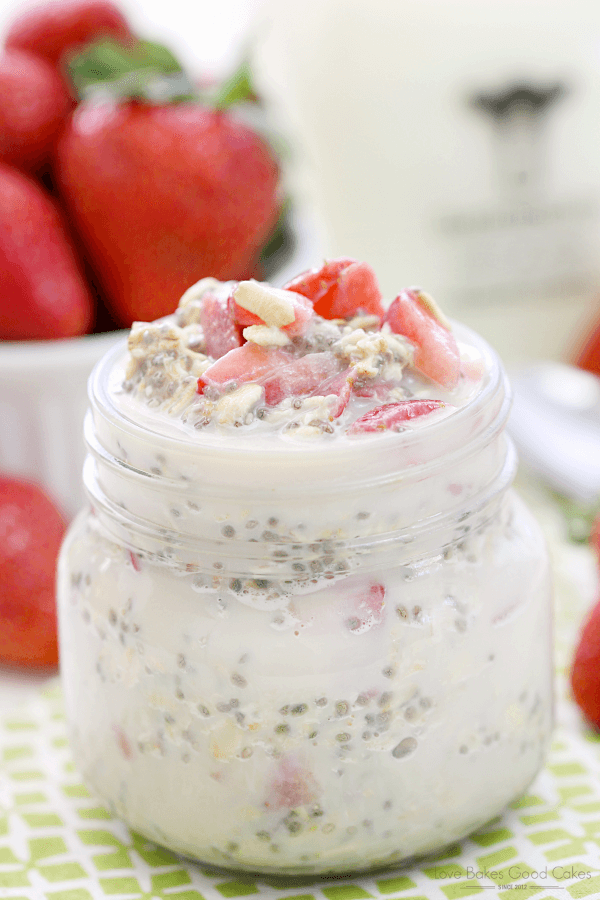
[0,330,127,373]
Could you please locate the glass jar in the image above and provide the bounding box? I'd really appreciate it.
[57,326,553,875]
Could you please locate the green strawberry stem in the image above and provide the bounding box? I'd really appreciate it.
[213,59,258,110]
[66,38,258,108]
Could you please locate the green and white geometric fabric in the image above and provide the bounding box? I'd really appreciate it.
[2,480,600,900]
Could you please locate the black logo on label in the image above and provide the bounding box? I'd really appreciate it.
[470,80,567,196]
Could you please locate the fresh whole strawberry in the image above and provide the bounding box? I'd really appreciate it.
[0,476,67,669]
[0,49,72,173]
[0,162,93,339]
[571,596,600,729]
[5,0,133,69]
[54,40,281,327]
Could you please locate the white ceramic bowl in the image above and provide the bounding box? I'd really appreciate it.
[0,331,125,519]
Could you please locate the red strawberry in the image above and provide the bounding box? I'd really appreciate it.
[0,162,93,339]
[5,1,133,68]
[347,399,448,434]
[571,596,600,728]
[265,755,321,810]
[284,258,385,319]
[576,315,600,379]
[0,50,72,173]
[0,476,67,669]
[384,288,460,388]
[262,351,340,405]
[199,291,242,360]
[198,344,291,393]
[345,583,386,633]
[56,99,280,326]
[232,285,314,337]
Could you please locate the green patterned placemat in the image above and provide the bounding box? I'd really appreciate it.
[2,479,600,900]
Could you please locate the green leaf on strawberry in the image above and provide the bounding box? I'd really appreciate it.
[213,58,259,110]
[67,37,195,103]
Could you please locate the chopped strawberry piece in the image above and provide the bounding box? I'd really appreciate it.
[345,583,386,633]
[571,596,600,728]
[284,258,384,319]
[347,400,447,435]
[384,289,460,388]
[232,288,314,337]
[262,352,341,405]
[317,367,358,418]
[197,343,291,393]
[265,755,321,810]
[352,381,398,400]
[283,292,314,336]
[231,299,262,328]
[199,291,242,359]
[284,257,354,305]
[113,724,134,759]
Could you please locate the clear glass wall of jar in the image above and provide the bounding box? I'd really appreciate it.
[57,329,553,875]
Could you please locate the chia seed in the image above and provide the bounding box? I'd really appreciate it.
[392,737,418,758]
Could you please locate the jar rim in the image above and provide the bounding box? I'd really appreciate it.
[88,320,508,489]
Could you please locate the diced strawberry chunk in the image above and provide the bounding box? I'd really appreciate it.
[197,344,291,393]
[283,292,314,336]
[345,583,386,633]
[318,366,357,418]
[347,400,447,435]
[231,288,314,337]
[262,351,341,405]
[231,296,262,328]
[199,290,242,359]
[284,258,384,319]
[353,381,398,400]
[384,289,460,388]
[265,755,321,810]
[284,257,354,304]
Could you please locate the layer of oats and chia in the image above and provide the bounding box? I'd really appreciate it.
[108,276,484,445]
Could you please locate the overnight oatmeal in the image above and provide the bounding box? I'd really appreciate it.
[57,258,553,874]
